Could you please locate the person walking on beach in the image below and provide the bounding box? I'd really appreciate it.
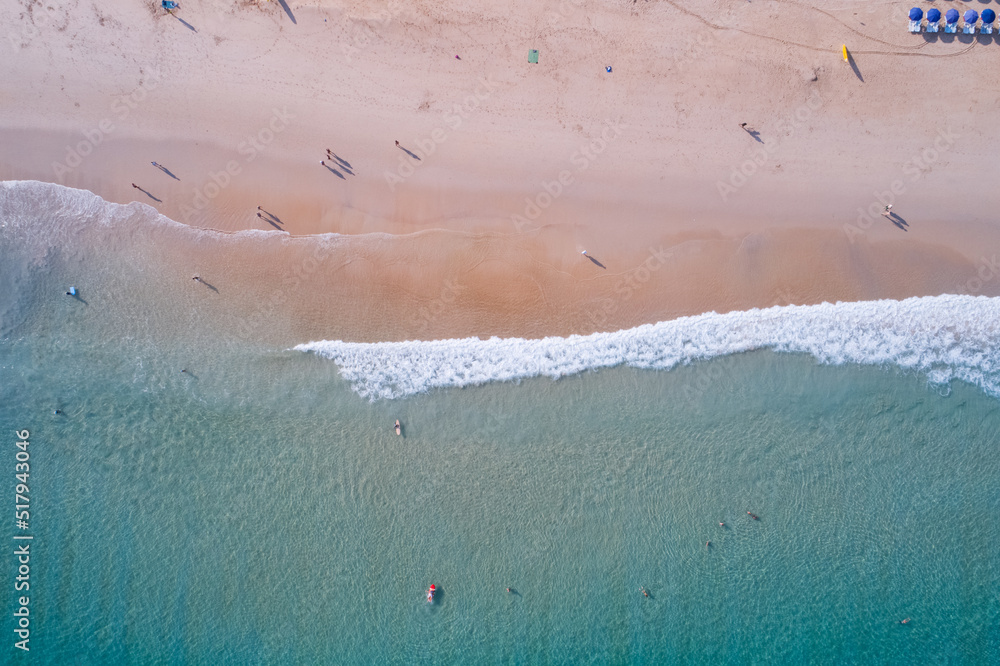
[132,183,139,189]
[192,275,200,282]
[882,204,893,217]
[395,140,400,147]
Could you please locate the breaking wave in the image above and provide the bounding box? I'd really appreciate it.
[295,295,1000,401]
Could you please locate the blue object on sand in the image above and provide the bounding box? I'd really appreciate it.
[927,8,941,24]
[606,66,612,73]
[908,8,922,22]
[162,1,179,9]
[964,10,978,24]
[68,287,77,296]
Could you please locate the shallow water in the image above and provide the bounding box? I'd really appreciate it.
[2,183,1000,664]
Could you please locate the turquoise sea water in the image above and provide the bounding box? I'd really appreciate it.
[3,183,1000,663]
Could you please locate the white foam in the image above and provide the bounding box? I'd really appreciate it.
[295,295,1000,400]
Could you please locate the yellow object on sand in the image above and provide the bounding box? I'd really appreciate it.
[842,45,848,62]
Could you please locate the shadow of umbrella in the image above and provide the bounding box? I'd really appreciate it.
[846,50,863,82]
[163,2,197,32]
[276,0,296,24]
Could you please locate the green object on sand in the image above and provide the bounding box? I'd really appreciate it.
[528,49,539,64]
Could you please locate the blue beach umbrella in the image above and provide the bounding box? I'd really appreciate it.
[909,7,923,22]
[982,9,996,24]
[964,10,978,25]
[946,9,959,25]
[927,8,941,24]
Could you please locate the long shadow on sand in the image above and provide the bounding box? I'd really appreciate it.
[846,52,864,82]
[331,153,353,171]
[261,210,284,225]
[276,0,296,24]
[585,254,607,269]
[323,164,346,180]
[154,164,180,181]
[171,13,197,32]
[887,213,909,231]
[397,145,422,161]
[195,279,219,293]
[135,186,162,203]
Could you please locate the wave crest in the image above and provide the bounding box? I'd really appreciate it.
[295,295,1000,400]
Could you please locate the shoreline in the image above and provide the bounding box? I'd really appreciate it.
[5,180,999,348]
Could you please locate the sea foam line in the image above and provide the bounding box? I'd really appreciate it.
[294,295,1000,401]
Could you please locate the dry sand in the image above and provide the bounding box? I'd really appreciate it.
[2,0,1000,342]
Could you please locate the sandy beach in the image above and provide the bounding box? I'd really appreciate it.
[3,0,1000,343]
